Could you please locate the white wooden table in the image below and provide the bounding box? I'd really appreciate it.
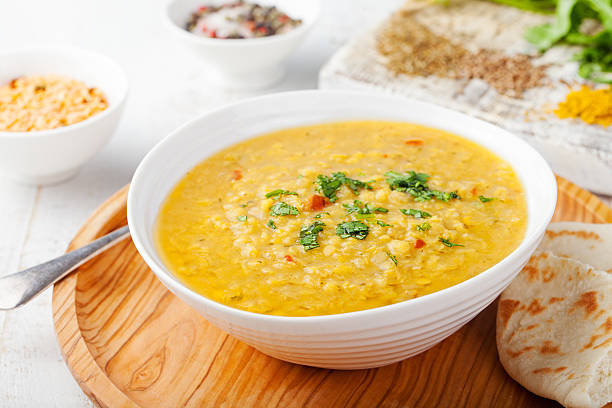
[0,0,609,406]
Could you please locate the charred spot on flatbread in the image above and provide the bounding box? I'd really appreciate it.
[571,291,599,317]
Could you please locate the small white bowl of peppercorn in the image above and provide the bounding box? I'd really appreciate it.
[164,0,319,89]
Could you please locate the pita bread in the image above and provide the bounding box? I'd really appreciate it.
[497,250,612,408]
[538,222,612,273]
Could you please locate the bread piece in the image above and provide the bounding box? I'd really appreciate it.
[497,251,612,408]
[539,222,612,272]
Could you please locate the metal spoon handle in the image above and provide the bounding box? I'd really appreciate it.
[0,225,130,310]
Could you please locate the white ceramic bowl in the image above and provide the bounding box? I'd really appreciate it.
[0,46,128,186]
[164,0,319,89]
[128,91,557,369]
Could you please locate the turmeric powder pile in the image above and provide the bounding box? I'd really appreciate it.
[554,85,612,127]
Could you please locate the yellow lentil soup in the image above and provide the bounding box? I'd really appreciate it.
[155,121,527,316]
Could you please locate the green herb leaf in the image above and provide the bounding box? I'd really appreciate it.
[385,171,460,202]
[479,195,495,203]
[299,221,325,251]
[439,237,464,247]
[386,252,398,266]
[416,222,431,231]
[315,172,373,202]
[385,170,429,192]
[431,190,461,202]
[487,0,556,13]
[314,212,330,219]
[400,208,432,218]
[336,221,369,240]
[237,215,248,222]
[269,202,300,216]
[315,174,343,202]
[376,220,392,227]
[266,219,276,229]
[265,189,298,199]
[240,203,248,208]
[343,175,374,194]
[516,0,612,84]
[524,0,578,50]
[343,200,388,215]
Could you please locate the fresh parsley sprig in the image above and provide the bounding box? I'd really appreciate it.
[343,200,388,215]
[315,172,373,202]
[385,171,460,202]
[400,208,432,219]
[269,202,300,216]
[299,221,325,251]
[336,221,369,240]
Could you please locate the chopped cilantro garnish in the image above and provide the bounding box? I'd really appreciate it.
[385,171,460,202]
[237,215,248,222]
[416,222,431,231]
[240,203,248,208]
[265,189,298,199]
[479,195,495,203]
[439,237,464,247]
[314,212,330,219]
[315,174,343,202]
[266,219,276,229]
[315,172,373,202]
[385,170,428,193]
[386,252,398,266]
[343,200,388,215]
[431,190,461,202]
[400,208,432,219]
[299,221,325,251]
[336,221,369,240]
[269,202,300,216]
[343,176,373,194]
[376,220,392,227]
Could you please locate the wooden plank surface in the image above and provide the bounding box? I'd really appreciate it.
[51,177,612,408]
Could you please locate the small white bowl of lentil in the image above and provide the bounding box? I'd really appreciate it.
[164,0,319,89]
[0,46,128,185]
[128,90,557,369]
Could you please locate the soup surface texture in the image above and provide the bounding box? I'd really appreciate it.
[155,121,527,316]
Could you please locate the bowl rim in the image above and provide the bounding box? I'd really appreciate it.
[127,90,557,323]
[162,0,320,47]
[0,44,129,139]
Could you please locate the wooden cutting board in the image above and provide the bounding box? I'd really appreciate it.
[52,177,612,408]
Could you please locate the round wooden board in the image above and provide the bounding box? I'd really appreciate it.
[52,176,612,408]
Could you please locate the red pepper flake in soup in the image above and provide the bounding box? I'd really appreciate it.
[284,255,295,263]
[415,239,426,249]
[405,140,424,146]
[308,195,329,211]
[231,170,242,181]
